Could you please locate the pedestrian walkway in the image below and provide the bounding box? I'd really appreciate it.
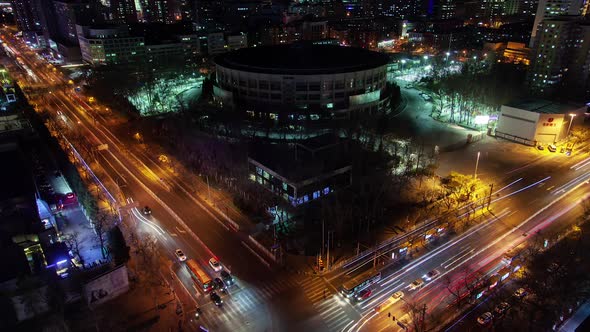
[298,276,353,332]
[195,275,300,332]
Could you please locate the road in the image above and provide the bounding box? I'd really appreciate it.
[1,31,311,332]
[5,31,590,332]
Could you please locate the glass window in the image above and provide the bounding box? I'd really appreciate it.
[271,82,281,90]
[335,80,344,89]
[309,82,320,91]
[323,187,330,195]
[259,81,269,89]
[296,82,307,91]
[313,190,320,199]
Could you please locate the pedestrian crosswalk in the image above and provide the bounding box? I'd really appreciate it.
[195,275,300,332]
[298,276,354,332]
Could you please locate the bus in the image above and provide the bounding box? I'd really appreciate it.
[341,270,381,298]
[502,242,527,266]
[186,259,213,293]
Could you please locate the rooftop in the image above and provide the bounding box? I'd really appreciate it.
[505,99,580,114]
[215,44,390,75]
[249,135,351,183]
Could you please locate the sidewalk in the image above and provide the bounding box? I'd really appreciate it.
[559,301,590,332]
[55,205,104,267]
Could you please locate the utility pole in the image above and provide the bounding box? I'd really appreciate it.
[487,183,494,209]
[322,218,325,258]
[326,230,331,271]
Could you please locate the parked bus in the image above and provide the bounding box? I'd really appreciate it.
[502,242,527,266]
[186,259,213,293]
[341,270,381,298]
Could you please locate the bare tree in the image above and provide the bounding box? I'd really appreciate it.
[63,231,84,267]
[91,210,115,259]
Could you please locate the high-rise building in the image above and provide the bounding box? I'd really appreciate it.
[138,0,168,23]
[9,0,44,45]
[527,16,585,95]
[9,0,41,32]
[530,0,586,46]
[53,0,103,45]
[108,0,137,23]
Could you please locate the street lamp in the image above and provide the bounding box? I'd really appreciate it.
[566,113,576,137]
[474,151,481,179]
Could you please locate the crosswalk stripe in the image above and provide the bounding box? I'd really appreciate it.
[318,305,341,318]
[329,318,352,330]
[315,298,336,309]
[304,282,326,293]
[325,311,346,325]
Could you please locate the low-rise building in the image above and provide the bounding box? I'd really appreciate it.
[76,24,145,65]
[495,99,583,145]
[248,134,352,207]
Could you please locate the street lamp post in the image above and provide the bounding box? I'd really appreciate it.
[566,113,576,137]
[474,151,481,179]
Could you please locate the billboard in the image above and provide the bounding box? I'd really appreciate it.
[83,265,129,308]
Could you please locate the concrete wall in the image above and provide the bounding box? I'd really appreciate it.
[496,105,540,144]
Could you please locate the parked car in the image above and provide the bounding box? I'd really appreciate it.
[174,249,187,262]
[220,271,234,286]
[495,302,511,316]
[409,279,424,290]
[209,257,222,272]
[392,291,404,300]
[514,288,528,298]
[477,312,493,325]
[547,262,559,273]
[548,144,557,152]
[537,144,545,150]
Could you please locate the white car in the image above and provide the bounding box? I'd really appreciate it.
[209,257,222,271]
[175,249,186,262]
[423,269,440,281]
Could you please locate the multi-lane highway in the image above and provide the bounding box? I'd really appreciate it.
[4,30,590,332]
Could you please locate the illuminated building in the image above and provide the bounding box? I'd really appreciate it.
[213,43,391,121]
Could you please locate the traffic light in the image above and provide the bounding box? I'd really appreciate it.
[318,256,324,270]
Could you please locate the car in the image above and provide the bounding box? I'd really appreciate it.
[423,269,440,281]
[547,262,559,273]
[210,292,223,306]
[142,206,152,215]
[514,287,528,298]
[220,270,234,286]
[356,288,372,302]
[537,144,545,150]
[548,144,557,152]
[213,278,226,291]
[495,302,511,316]
[392,291,404,300]
[65,192,75,200]
[174,249,186,262]
[209,257,222,272]
[409,279,424,290]
[477,312,493,325]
